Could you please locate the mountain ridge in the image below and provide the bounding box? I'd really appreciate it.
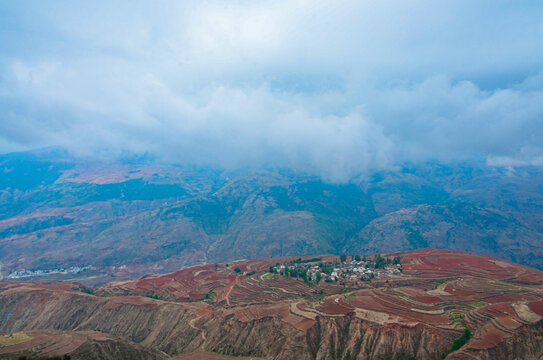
[1,149,543,284]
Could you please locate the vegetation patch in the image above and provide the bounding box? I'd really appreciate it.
[0,332,33,348]
[441,328,471,358]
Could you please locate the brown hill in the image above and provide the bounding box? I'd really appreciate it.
[1,249,543,359]
[0,329,165,360]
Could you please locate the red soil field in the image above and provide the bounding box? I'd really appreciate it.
[282,316,315,332]
[528,300,543,316]
[444,282,478,296]
[234,304,289,322]
[400,249,543,284]
[3,248,543,360]
[318,297,354,314]
[414,296,442,303]
[484,292,540,304]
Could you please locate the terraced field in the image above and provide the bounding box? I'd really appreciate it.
[91,249,543,358]
[1,249,543,359]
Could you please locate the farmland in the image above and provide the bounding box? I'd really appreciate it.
[1,249,543,359]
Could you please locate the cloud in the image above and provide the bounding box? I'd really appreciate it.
[0,0,542,180]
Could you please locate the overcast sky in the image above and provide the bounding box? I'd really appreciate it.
[1,1,542,180]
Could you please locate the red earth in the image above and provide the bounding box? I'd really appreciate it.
[3,249,543,359]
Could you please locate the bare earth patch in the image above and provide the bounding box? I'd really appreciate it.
[513,302,543,323]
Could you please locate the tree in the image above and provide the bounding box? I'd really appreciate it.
[374,254,387,269]
[316,272,322,283]
[340,255,347,263]
[442,328,471,357]
[234,267,241,273]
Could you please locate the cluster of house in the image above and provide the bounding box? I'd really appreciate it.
[334,261,403,281]
[272,257,402,282]
[8,264,95,279]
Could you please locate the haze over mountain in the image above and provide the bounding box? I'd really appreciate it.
[1,149,542,285]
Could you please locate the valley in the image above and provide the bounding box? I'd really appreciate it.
[1,150,543,285]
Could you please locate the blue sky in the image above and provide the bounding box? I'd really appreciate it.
[1,1,542,180]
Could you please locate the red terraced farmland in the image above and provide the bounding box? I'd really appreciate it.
[444,282,477,296]
[401,249,543,283]
[484,292,540,304]
[414,296,441,303]
[339,294,449,325]
[283,315,316,332]
[318,298,353,314]
[234,303,289,322]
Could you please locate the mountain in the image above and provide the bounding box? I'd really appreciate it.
[1,149,543,283]
[1,249,543,359]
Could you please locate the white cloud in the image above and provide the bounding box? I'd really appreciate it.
[0,0,543,180]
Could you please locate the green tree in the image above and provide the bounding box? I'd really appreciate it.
[340,255,347,263]
[442,328,471,357]
[374,254,387,269]
[234,267,241,273]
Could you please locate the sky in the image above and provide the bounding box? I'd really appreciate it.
[1,0,542,181]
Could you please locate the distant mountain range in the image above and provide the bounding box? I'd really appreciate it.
[1,148,543,284]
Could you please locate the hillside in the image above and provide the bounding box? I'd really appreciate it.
[1,249,543,359]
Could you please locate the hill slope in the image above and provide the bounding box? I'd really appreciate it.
[1,250,543,359]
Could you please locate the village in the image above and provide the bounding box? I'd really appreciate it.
[270,254,403,284]
[8,264,95,279]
